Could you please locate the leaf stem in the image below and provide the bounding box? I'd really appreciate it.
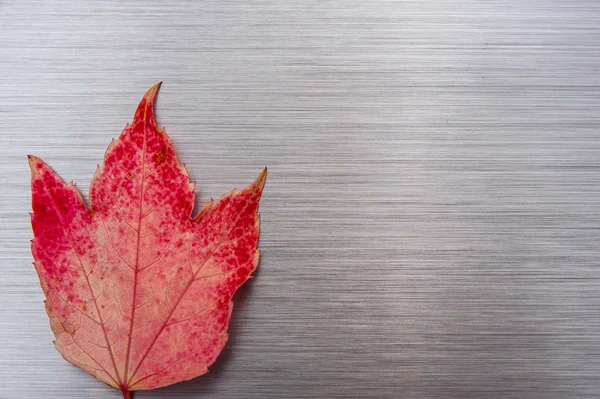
[122,389,132,399]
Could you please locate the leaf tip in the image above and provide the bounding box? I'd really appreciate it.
[134,82,163,127]
[144,81,163,102]
[27,155,42,174]
[254,167,268,192]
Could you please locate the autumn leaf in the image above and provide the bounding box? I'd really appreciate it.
[29,83,266,399]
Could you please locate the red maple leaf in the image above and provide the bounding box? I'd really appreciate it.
[29,83,266,398]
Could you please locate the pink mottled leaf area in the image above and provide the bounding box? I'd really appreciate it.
[29,83,266,398]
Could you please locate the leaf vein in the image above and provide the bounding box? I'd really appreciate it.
[39,179,123,386]
[126,198,248,385]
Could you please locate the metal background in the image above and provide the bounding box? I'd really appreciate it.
[1,1,600,398]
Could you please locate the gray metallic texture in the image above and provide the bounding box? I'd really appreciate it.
[1,1,600,398]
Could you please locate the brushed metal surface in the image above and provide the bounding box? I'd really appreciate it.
[2,1,600,398]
